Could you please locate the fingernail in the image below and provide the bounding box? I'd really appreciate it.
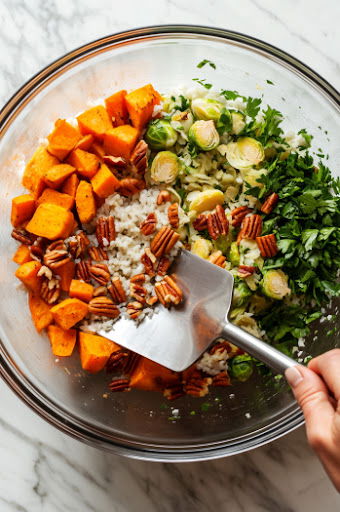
[285,366,303,388]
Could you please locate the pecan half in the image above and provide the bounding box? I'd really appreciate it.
[130,273,146,284]
[163,384,185,401]
[150,226,180,258]
[123,352,140,375]
[207,205,229,240]
[88,296,120,318]
[130,282,147,303]
[237,214,262,243]
[106,350,129,373]
[256,234,278,257]
[184,370,212,397]
[130,140,148,176]
[44,240,70,269]
[108,277,126,304]
[68,231,90,258]
[127,301,143,319]
[146,295,158,306]
[212,371,231,387]
[208,250,226,268]
[193,214,208,231]
[237,265,256,278]
[141,248,156,276]
[118,178,145,196]
[109,378,131,392]
[156,190,171,205]
[168,203,179,229]
[40,277,60,304]
[88,246,108,261]
[11,228,34,245]
[157,256,171,276]
[89,263,110,285]
[96,216,116,247]
[155,275,183,307]
[103,155,127,169]
[231,206,252,227]
[140,213,157,236]
[75,261,91,282]
[209,341,232,355]
[93,285,107,297]
[261,192,279,215]
[30,238,45,260]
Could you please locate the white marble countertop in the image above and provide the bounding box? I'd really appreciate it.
[0,1,339,511]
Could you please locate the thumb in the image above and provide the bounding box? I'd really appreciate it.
[285,365,334,444]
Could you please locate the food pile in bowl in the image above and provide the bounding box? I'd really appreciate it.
[10,76,339,400]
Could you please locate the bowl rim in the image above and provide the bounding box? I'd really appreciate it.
[1,25,338,461]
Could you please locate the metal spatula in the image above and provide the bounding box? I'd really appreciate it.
[100,250,298,373]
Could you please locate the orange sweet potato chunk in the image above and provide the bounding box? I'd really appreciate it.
[90,164,120,198]
[67,148,100,179]
[11,194,36,227]
[103,125,139,160]
[51,298,88,330]
[77,106,112,140]
[37,188,74,210]
[79,331,121,373]
[130,357,179,391]
[75,181,97,223]
[26,203,74,240]
[43,163,76,189]
[125,84,161,130]
[47,324,77,356]
[90,141,106,159]
[69,279,94,302]
[12,245,33,265]
[23,146,59,195]
[105,90,128,126]
[15,261,42,293]
[61,173,79,197]
[29,292,53,332]
[47,119,81,160]
[55,260,75,292]
[75,134,94,151]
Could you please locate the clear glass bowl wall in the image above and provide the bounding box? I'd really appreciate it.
[0,27,339,461]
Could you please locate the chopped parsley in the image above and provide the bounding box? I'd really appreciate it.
[266,79,275,85]
[197,59,216,69]
[192,78,212,89]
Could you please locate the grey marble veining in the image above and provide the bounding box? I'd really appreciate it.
[0,1,340,511]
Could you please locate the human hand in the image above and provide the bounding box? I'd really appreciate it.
[285,349,340,492]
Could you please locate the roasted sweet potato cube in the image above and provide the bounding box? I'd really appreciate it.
[29,292,53,332]
[75,181,97,223]
[79,331,121,373]
[69,279,94,302]
[12,245,33,265]
[103,125,139,160]
[55,260,75,292]
[47,119,81,160]
[15,260,42,293]
[105,90,128,126]
[129,357,179,391]
[26,203,75,240]
[90,142,106,159]
[91,164,120,198]
[125,84,161,130]
[23,146,59,195]
[67,148,100,179]
[77,105,112,140]
[43,163,76,189]
[51,298,88,330]
[47,324,77,356]
[61,173,79,197]
[11,194,36,227]
[75,134,94,151]
[37,188,74,210]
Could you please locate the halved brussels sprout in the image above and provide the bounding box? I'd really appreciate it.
[191,238,212,259]
[214,233,232,255]
[242,168,267,191]
[231,111,246,135]
[232,281,252,307]
[248,294,271,314]
[225,137,264,169]
[262,270,291,300]
[229,355,253,382]
[145,119,178,150]
[150,151,181,184]
[189,188,224,213]
[188,120,220,151]
[191,98,224,121]
[171,110,194,133]
[229,242,240,267]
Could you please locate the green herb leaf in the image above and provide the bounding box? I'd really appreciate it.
[197,59,216,69]
[192,78,212,89]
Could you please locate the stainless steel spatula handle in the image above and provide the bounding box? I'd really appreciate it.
[221,322,298,374]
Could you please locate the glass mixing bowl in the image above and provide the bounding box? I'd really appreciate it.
[0,26,339,461]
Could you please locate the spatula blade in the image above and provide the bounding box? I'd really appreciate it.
[98,250,234,371]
